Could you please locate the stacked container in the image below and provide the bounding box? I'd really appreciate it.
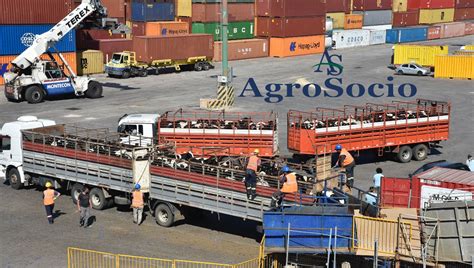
[353,0,393,27]
[415,0,456,24]
[392,0,420,28]
[0,0,77,85]
[454,0,474,21]
[256,0,326,57]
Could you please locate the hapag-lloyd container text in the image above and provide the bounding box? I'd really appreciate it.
[269,35,324,57]
[332,29,370,49]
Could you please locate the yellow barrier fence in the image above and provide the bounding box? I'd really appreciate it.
[68,248,259,268]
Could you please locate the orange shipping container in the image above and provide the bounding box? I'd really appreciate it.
[344,14,363,29]
[0,53,77,85]
[269,35,325,58]
[145,21,189,36]
[214,39,269,61]
[427,26,441,39]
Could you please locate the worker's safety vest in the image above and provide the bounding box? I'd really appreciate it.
[247,155,260,171]
[281,173,298,194]
[132,191,144,208]
[340,148,355,167]
[43,189,55,206]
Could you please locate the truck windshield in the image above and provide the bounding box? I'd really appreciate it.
[111,54,123,64]
[118,124,143,135]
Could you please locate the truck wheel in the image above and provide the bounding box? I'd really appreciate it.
[85,81,103,99]
[122,71,130,79]
[397,146,412,163]
[155,203,174,227]
[24,85,44,104]
[194,62,203,71]
[203,62,210,71]
[90,187,107,210]
[139,69,148,77]
[70,183,83,204]
[8,168,22,190]
[412,144,429,161]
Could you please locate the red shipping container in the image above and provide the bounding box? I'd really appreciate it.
[407,0,421,9]
[392,11,420,27]
[455,0,474,8]
[418,0,455,8]
[101,0,125,18]
[256,16,325,37]
[0,0,74,24]
[133,35,214,63]
[79,39,133,63]
[427,26,441,39]
[352,0,392,11]
[192,3,255,22]
[131,22,146,36]
[345,0,353,13]
[465,21,474,34]
[381,168,474,209]
[327,0,347,12]
[455,7,474,20]
[256,0,326,17]
[436,22,466,38]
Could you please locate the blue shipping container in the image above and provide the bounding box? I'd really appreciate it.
[386,27,428,44]
[263,207,353,253]
[132,2,175,22]
[0,25,76,56]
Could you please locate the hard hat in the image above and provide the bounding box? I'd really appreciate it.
[335,144,342,151]
[281,166,290,173]
[135,183,141,190]
[45,181,52,188]
[254,149,260,154]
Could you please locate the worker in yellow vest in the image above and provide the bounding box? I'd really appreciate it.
[245,149,261,200]
[131,184,144,225]
[43,181,60,224]
[270,166,298,208]
[334,144,356,188]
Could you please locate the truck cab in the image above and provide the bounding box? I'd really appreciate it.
[117,114,159,146]
[105,51,148,78]
[0,116,56,186]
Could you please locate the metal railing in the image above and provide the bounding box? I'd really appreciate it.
[67,248,260,268]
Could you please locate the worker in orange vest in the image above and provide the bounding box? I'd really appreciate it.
[270,166,298,208]
[132,184,145,225]
[43,181,60,224]
[245,149,261,200]
[334,144,356,188]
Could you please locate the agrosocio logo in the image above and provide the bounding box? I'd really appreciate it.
[238,49,418,103]
[21,32,36,47]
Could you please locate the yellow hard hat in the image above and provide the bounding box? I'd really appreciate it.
[45,181,53,188]
[254,149,260,154]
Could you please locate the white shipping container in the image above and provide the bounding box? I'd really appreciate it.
[363,24,392,30]
[369,29,386,45]
[332,29,370,49]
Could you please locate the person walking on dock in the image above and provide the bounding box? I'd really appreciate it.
[43,181,60,224]
[77,186,91,228]
[245,149,261,200]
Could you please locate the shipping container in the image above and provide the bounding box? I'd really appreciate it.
[352,0,392,10]
[131,21,146,36]
[327,0,347,12]
[465,22,474,34]
[176,16,193,33]
[76,29,126,42]
[132,2,175,21]
[455,0,474,7]
[427,25,442,39]
[256,17,325,37]
[435,55,474,79]
[102,0,125,18]
[363,24,393,30]
[192,0,254,2]
[256,0,326,17]
[392,10,420,27]
[417,0,455,8]
[455,7,474,20]
[332,29,371,49]
[0,52,77,85]
[0,0,74,24]
[192,21,254,41]
[80,39,133,63]
[213,39,269,61]
[419,8,454,24]
[176,0,192,17]
[327,12,346,29]
[436,22,466,38]
[76,50,104,75]
[386,26,428,43]
[394,45,448,66]
[369,29,387,44]
[269,35,325,57]
[133,34,214,63]
[393,0,408,12]
[407,0,422,9]
[146,22,189,36]
[192,3,254,22]
[354,10,393,26]
[344,14,364,29]
[0,25,76,56]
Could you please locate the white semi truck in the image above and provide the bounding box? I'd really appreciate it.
[3,0,128,104]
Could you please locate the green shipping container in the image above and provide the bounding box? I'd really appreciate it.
[192,21,254,41]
